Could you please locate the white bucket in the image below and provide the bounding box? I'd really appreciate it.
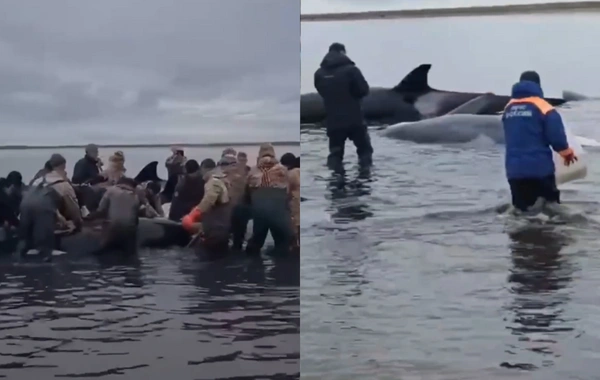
[554,125,588,185]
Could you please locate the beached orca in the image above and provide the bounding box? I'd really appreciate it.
[300,64,568,128]
[0,217,190,258]
[74,162,166,212]
[134,161,178,203]
[57,218,190,256]
[383,113,505,144]
[381,94,506,144]
[399,64,567,117]
[134,161,165,184]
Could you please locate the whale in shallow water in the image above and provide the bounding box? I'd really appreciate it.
[301,64,568,128]
[381,94,506,144]
[0,217,190,257]
[382,113,505,144]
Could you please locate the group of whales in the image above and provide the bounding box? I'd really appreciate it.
[300,63,594,145]
[1,161,189,258]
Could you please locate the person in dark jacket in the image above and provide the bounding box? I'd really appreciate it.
[502,71,578,212]
[0,178,20,228]
[5,171,24,214]
[18,166,69,262]
[314,42,373,170]
[169,159,206,221]
[280,153,296,170]
[72,144,102,184]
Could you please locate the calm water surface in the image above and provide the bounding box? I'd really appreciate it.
[301,14,600,380]
[0,144,300,380]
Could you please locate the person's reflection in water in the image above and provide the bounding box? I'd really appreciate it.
[178,257,299,377]
[183,257,266,317]
[95,254,145,288]
[502,226,575,370]
[327,166,374,223]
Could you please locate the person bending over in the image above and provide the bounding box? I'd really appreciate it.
[86,176,140,255]
[502,71,577,212]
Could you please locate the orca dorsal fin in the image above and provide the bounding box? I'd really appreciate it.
[393,64,432,93]
[446,93,496,115]
[135,161,162,184]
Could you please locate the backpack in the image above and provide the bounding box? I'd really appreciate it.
[22,177,66,210]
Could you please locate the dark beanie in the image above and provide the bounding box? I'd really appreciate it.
[185,159,200,174]
[329,42,346,53]
[519,71,541,85]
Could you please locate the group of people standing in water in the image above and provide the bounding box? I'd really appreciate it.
[315,40,580,213]
[0,142,300,261]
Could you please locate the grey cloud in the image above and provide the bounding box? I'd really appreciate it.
[0,0,299,145]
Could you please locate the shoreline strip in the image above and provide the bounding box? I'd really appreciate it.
[301,1,600,22]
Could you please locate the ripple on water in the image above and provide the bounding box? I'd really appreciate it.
[300,112,600,380]
[0,250,299,379]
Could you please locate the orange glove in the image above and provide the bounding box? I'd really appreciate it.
[182,208,202,232]
[558,147,578,167]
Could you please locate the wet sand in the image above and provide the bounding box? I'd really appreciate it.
[300,1,600,22]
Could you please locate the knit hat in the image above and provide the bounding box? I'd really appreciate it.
[109,151,124,163]
[221,147,237,157]
[519,71,541,85]
[218,154,237,166]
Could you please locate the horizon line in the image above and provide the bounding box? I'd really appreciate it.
[300,1,600,21]
[0,141,299,151]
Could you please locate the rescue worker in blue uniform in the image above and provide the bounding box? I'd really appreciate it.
[502,71,578,212]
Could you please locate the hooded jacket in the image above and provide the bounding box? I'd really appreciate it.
[314,51,370,130]
[502,80,569,179]
[246,144,290,221]
[218,154,247,206]
[170,171,205,221]
[43,171,82,227]
[195,167,232,240]
[96,183,140,227]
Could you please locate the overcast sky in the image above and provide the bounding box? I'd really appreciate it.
[0,0,299,145]
[302,0,584,13]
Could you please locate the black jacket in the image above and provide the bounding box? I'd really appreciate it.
[314,51,370,131]
[72,155,100,184]
[168,173,205,221]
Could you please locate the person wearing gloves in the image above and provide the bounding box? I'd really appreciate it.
[181,157,232,256]
[502,70,578,212]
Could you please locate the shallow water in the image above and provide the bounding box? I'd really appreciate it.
[301,14,600,380]
[0,145,300,379]
[0,253,299,379]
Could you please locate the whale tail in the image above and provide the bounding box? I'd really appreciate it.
[135,161,163,184]
[446,93,497,115]
[393,64,432,94]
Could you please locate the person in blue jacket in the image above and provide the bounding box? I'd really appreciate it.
[502,71,578,212]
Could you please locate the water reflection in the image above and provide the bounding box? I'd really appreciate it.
[0,252,299,379]
[327,168,374,223]
[502,227,575,370]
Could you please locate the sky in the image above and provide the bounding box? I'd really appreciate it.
[0,0,299,146]
[301,0,586,13]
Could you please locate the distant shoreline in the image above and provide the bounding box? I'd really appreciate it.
[0,141,299,151]
[300,1,600,22]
